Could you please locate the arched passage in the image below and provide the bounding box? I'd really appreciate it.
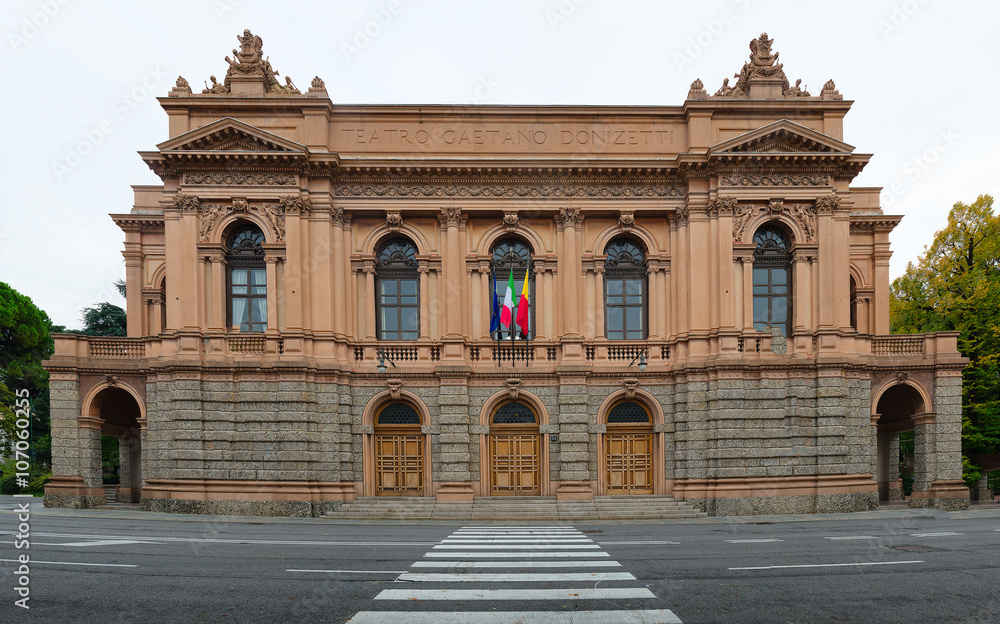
[873,382,928,503]
[597,389,667,496]
[83,384,144,503]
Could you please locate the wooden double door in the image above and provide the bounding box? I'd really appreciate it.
[489,432,540,496]
[374,433,424,496]
[604,431,653,494]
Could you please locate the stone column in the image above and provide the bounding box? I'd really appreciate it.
[911,412,935,500]
[470,265,482,340]
[887,433,903,501]
[363,261,376,340]
[741,254,755,332]
[555,377,591,499]
[420,262,432,339]
[78,416,104,506]
[479,262,492,340]
[208,252,226,331]
[123,247,143,337]
[542,266,555,340]
[331,208,347,337]
[584,263,596,339]
[557,208,583,337]
[647,262,661,339]
[975,475,991,502]
[440,208,464,337]
[265,256,278,332]
[794,255,811,333]
[593,265,605,340]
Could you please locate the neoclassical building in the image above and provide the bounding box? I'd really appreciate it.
[43,31,970,516]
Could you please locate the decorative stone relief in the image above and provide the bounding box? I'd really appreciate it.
[622,378,639,399]
[820,79,843,100]
[688,79,707,98]
[387,379,403,400]
[386,211,403,231]
[815,194,840,214]
[707,196,738,217]
[173,193,200,213]
[721,174,829,187]
[279,195,311,215]
[557,207,582,228]
[334,182,684,199]
[308,76,327,94]
[170,76,192,96]
[503,212,519,231]
[184,173,295,186]
[256,201,285,240]
[713,33,828,99]
[674,205,690,226]
[105,375,119,387]
[731,201,817,242]
[440,207,463,227]
[198,203,227,240]
[331,207,345,226]
[506,379,521,401]
[618,211,635,232]
[785,78,810,97]
[198,198,285,241]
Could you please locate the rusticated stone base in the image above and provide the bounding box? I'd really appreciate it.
[685,491,879,516]
[140,497,343,518]
[43,494,106,509]
[909,480,970,511]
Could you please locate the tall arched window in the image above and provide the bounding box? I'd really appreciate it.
[604,239,647,340]
[850,275,858,331]
[491,238,534,340]
[752,224,792,337]
[376,238,419,341]
[226,224,267,332]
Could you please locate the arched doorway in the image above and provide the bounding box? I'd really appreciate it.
[373,402,426,497]
[602,400,654,494]
[874,382,927,502]
[85,385,143,503]
[488,401,541,496]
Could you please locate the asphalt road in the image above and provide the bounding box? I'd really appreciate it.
[0,497,997,623]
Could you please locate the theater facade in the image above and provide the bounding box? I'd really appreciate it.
[43,31,970,516]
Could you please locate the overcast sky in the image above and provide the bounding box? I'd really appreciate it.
[3,0,997,328]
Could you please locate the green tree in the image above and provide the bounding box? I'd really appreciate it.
[81,302,127,337]
[0,283,54,454]
[890,195,1000,485]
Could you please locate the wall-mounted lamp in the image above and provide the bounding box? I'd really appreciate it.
[628,348,647,372]
[377,350,397,374]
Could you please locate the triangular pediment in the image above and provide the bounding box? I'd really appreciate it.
[157,117,307,153]
[711,120,854,154]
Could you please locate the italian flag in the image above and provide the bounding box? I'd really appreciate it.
[515,267,530,333]
[499,269,515,328]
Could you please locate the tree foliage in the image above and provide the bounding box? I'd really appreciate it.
[890,195,1000,485]
[81,302,127,337]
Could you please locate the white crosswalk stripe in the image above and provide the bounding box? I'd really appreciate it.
[345,525,683,623]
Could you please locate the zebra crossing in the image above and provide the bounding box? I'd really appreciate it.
[345,526,683,623]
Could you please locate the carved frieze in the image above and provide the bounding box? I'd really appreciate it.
[184,173,295,185]
[721,174,829,187]
[334,182,684,199]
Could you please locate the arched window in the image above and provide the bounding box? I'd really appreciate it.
[606,401,652,424]
[604,239,647,340]
[376,238,419,341]
[752,224,792,337]
[492,401,538,424]
[376,402,421,425]
[491,238,534,340]
[226,224,267,332]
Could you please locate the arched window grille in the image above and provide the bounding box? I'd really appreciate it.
[491,238,534,340]
[376,238,420,341]
[492,401,537,424]
[226,224,267,332]
[606,401,651,424]
[604,239,648,340]
[376,402,421,425]
[752,224,792,337]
